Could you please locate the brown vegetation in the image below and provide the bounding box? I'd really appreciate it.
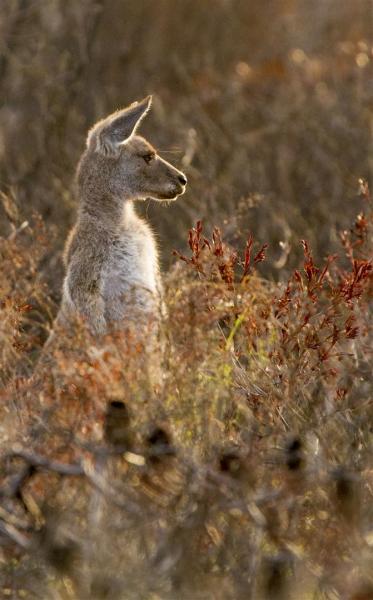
[0,1,372,598]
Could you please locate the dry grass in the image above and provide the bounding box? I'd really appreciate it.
[0,1,372,598]
[0,185,372,598]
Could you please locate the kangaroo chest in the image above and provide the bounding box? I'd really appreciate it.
[103,227,160,321]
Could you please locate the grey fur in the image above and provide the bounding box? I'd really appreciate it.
[57,96,187,336]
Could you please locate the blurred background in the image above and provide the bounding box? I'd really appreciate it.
[0,0,372,297]
[0,4,372,595]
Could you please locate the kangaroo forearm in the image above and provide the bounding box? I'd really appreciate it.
[72,292,107,335]
[63,271,106,335]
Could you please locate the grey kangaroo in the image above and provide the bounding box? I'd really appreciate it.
[57,96,187,336]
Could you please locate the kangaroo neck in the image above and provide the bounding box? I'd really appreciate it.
[79,190,137,231]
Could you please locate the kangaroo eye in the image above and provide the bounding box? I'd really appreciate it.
[143,153,155,164]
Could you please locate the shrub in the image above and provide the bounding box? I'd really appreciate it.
[0,184,371,598]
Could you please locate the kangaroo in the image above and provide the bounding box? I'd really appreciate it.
[57,96,187,337]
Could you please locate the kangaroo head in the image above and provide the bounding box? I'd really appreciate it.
[79,96,187,202]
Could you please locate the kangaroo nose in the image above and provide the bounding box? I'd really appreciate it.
[178,174,187,186]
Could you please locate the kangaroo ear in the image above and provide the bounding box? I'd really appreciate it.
[87,96,152,156]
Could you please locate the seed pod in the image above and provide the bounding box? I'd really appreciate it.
[103,400,131,448]
[146,426,175,464]
[285,436,304,471]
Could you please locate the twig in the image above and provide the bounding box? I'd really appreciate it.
[0,519,31,549]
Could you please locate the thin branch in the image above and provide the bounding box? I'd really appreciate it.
[0,519,31,549]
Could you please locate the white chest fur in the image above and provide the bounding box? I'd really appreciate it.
[103,215,161,322]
